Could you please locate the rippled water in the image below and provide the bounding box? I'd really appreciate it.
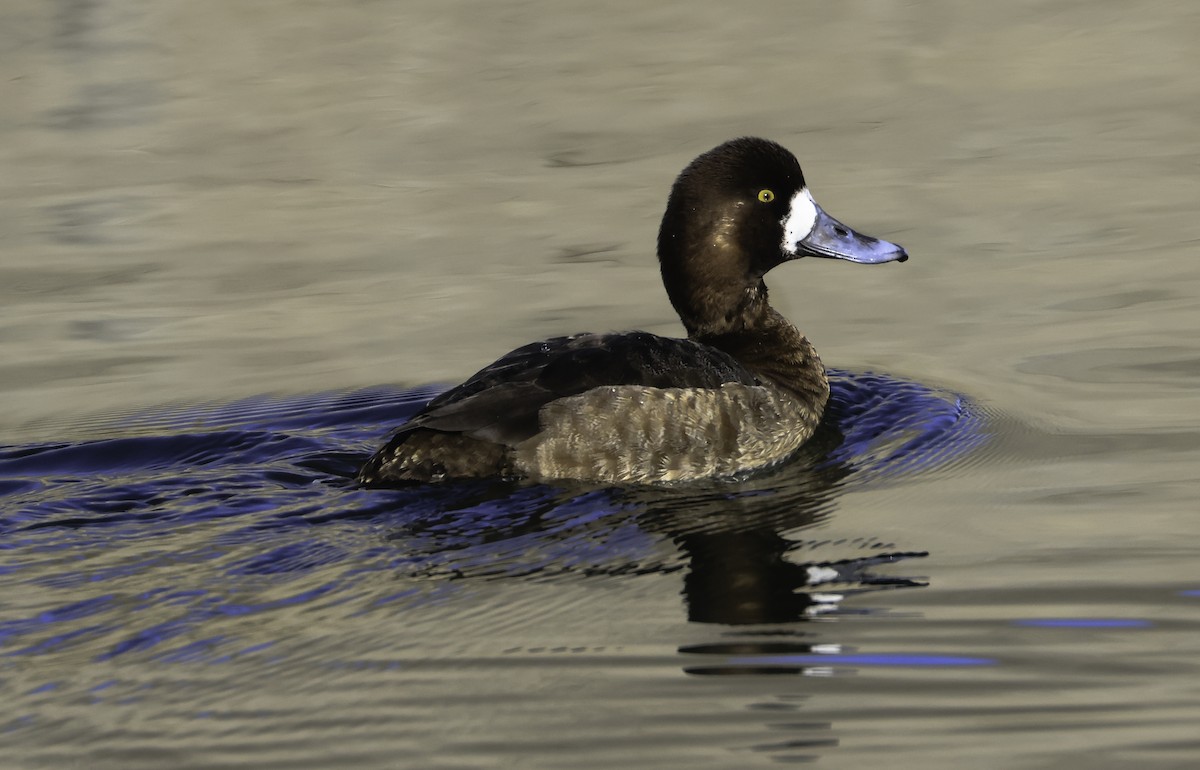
[3,374,984,765]
[4,1,1200,767]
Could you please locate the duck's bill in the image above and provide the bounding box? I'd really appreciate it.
[788,199,908,264]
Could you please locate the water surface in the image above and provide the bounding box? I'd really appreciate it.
[2,1,1199,767]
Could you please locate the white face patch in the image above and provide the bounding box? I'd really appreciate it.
[781,187,819,254]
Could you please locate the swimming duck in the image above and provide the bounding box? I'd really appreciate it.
[358,137,907,486]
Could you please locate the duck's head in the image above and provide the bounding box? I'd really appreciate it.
[657,137,907,337]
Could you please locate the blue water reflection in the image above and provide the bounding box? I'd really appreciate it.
[1013,618,1152,628]
[1,371,985,664]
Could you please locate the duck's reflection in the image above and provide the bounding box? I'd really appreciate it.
[681,527,822,625]
[616,423,925,630]
[619,438,926,764]
[677,526,927,627]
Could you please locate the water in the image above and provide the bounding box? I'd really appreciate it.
[3,1,1199,767]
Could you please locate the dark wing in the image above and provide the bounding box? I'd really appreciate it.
[396,331,759,448]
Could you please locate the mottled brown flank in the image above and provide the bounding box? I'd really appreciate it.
[515,381,823,483]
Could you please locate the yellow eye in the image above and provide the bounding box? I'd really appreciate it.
[757,189,775,203]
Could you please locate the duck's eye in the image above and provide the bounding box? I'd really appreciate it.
[757,189,775,203]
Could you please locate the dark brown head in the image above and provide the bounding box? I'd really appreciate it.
[656,137,907,337]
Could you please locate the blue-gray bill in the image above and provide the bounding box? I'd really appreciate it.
[796,206,908,264]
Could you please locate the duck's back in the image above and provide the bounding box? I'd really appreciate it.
[356,331,814,485]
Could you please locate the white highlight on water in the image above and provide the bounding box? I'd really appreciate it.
[806,565,840,584]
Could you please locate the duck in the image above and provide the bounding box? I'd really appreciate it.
[358,137,907,486]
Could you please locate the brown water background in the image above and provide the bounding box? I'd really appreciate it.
[2,1,1199,768]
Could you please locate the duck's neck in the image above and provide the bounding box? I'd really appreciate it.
[688,281,829,405]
